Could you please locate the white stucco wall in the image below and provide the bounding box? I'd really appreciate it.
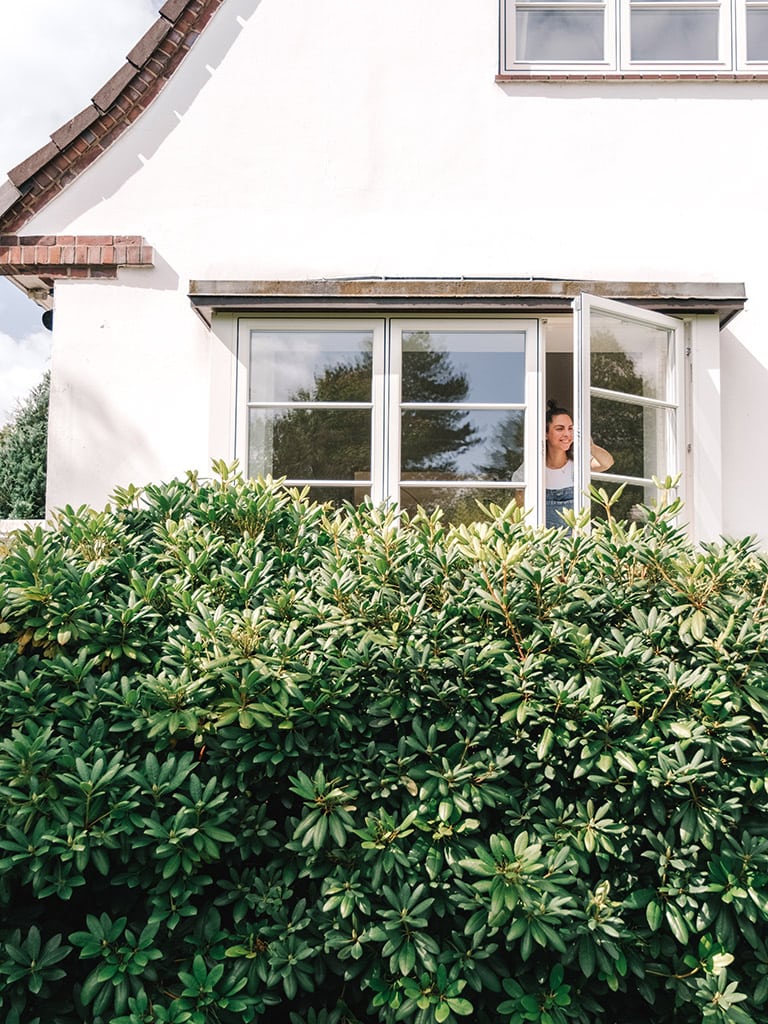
[21,0,768,539]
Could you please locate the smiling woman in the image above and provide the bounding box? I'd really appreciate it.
[544,399,614,529]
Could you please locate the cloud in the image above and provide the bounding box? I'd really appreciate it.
[0,329,52,426]
[1,0,163,173]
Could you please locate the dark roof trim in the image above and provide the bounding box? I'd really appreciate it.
[0,0,226,233]
[189,278,747,328]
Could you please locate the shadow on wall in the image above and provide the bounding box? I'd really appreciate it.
[47,368,157,514]
[115,247,180,291]
[44,0,264,226]
[495,79,768,104]
[720,324,768,542]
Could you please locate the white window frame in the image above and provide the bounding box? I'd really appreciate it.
[500,0,765,73]
[388,317,540,511]
[738,0,768,63]
[234,316,385,496]
[236,315,541,515]
[573,293,686,519]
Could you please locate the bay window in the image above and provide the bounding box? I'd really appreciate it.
[232,296,690,527]
[189,278,743,537]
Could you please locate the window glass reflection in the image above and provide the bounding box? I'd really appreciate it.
[245,322,531,515]
[247,329,374,486]
[631,9,719,60]
[591,396,677,519]
[401,410,525,480]
[249,330,372,403]
[306,485,371,507]
[516,9,604,60]
[401,330,527,494]
[747,9,768,59]
[402,331,526,404]
[398,485,523,525]
[248,408,371,482]
[505,0,768,72]
[589,311,671,401]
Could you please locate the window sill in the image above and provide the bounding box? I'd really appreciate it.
[496,72,768,83]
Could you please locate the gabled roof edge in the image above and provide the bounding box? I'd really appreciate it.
[0,0,226,234]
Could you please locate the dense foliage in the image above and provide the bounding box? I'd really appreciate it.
[0,370,49,519]
[1,465,768,1024]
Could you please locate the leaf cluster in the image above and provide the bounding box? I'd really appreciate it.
[1,466,768,1023]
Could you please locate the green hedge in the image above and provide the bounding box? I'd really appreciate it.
[1,466,767,1024]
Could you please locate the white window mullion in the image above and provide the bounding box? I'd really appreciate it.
[529,317,543,523]
[377,318,396,506]
[572,294,590,518]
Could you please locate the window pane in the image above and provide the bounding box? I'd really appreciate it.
[402,330,526,404]
[398,485,522,525]
[305,485,371,507]
[249,330,372,402]
[401,410,525,481]
[248,408,371,481]
[589,311,672,401]
[630,10,719,61]
[591,395,677,484]
[747,10,768,60]
[516,10,604,61]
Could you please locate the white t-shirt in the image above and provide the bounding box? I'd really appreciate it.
[545,460,574,490]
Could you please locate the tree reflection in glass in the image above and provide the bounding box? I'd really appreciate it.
[248,330,373,489]
[400,329,527,524]
[590,328,673,522]
[400,331,477,476]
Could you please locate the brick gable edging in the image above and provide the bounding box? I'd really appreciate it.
[0,235,154,282]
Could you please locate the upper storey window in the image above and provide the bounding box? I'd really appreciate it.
[500,0,768,74]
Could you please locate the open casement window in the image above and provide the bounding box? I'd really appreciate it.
[500,0,768,73]
[237,317,540,525]
[573,294,685,522]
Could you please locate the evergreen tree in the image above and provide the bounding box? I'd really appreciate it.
[0,371,49,518]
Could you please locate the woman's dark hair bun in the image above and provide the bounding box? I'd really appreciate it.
[546,398,571,424]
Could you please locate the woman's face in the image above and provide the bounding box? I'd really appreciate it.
[546,414,574,453]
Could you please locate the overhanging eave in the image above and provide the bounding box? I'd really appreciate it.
[188,278,747,329]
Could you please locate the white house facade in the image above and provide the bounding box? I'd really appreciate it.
[0,0,765,542]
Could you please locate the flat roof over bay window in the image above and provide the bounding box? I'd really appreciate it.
[190,279,745,325]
